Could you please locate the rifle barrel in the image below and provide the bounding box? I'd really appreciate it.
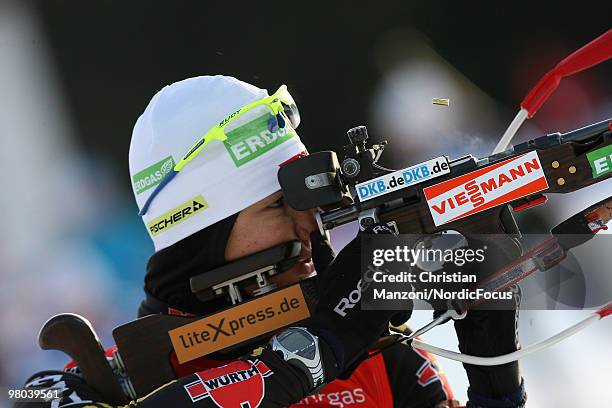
[560,117,611,142]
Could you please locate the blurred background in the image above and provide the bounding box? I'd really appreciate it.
[0,0,610,406]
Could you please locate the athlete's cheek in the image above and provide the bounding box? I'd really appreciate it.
[286,207,317,244]
[243,215,298,254]
[261,207,302,242]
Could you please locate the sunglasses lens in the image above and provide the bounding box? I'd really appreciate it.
[277,87,300,129]
[267,114,279,133]
[267,112,288,133]
[282,102,300,129]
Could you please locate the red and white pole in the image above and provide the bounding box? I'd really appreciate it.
[493,29,612,154]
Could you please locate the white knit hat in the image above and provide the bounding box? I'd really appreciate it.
[129,75,307,251]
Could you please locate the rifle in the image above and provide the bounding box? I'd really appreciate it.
[280,117,611,237]
[280,30,612,240]
[37,30,611,403]
[276,29,612,367]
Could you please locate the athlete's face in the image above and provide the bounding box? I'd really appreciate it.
[225,191,318,287]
